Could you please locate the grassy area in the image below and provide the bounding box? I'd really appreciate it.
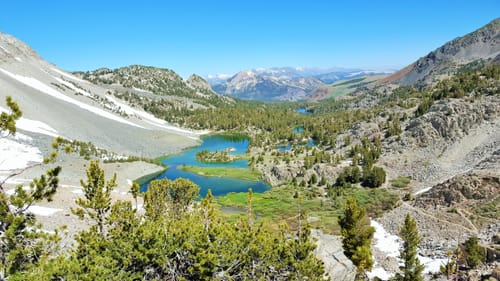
[178,165,261,181]
[135,168,168,186]
[217,185,399,234]
[322,76,385,99]
[475,196,500,220]
[390,176,412,189]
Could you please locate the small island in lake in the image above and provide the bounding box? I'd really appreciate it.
[196,148,237,163]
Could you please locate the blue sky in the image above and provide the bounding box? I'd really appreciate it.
[1,1,498,77]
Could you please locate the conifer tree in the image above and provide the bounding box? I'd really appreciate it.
[72,160,116,235]
[339,197,374,275]
[464,236,485,268]
[394,214,424,281]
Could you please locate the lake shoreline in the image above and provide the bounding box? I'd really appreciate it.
[178,165,261,181]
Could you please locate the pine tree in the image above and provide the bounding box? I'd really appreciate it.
[339,197,374,275]
[395,214,424,281]
[464,236,485,268]
[129,180,140,209]
[72,160,116,235]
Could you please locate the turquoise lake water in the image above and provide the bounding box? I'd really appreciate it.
[142,134,270,198]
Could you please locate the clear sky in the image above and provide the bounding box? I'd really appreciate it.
[0,0,498,78]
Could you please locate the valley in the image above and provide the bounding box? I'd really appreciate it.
[0,15,499,281]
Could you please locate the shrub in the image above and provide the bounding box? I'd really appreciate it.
[362,166,386,188]
[464,236,485,268]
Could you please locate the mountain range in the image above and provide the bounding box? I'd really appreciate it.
[209,67,395,101]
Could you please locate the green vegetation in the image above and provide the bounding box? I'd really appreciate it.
[196,149,235,163]
[339,197,374,275]
[362,166,387,188]
[414,65,500,117]
[134,168,168,186]
[319,76,384,100]
[464,236,485,268]
[393,214,424,281]
[56,138,165,166]
[390,176,412,189]
[0,96,22,134]
[218,185,398,234]
[179,165,261,181]
[0,97,63,280]
[18,162,325,280]
[475,195,500,220]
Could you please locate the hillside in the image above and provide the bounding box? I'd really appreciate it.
[0,31,203,158]
[76,65,233,109]
[383,18,500,86]
[306,75,387,101]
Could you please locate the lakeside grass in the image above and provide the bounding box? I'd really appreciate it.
[178,165,261,181]
[217,185,399,234]
[135,168,168,186]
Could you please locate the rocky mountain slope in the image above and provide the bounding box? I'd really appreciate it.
[0,31,203,158]
[371,79,500,279]
[75,65,232,108]
[383,18,500,86]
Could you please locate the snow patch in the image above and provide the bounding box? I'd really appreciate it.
[369,219,449,279]
[27,205,62,216]
[16,118,59,137]
[418,255,447,274]
[371,220,401,258]
[52,76,91,97]
[415,186,432,195]
[0,105,59,137]
[367,267,393,280]
[0,68,144,128]
[50,67,86,83]
[14,57,22,62]
[72,189,84,194]
[126,179,132,186]
[0,138,43,171]
[106,95,195,134]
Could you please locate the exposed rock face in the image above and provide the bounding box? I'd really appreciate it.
[186,74,213,93]
[384,18,500,86]
[406,96,500,146]
[312,230,356,281]
[414,174,499,208]
[261,161,303,186]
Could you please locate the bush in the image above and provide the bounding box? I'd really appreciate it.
[362,166,386,188]
[464,236,485,268]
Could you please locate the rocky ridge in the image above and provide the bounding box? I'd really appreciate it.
[383,18,500,86]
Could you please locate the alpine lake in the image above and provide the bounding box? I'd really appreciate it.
[141,134,270,198]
